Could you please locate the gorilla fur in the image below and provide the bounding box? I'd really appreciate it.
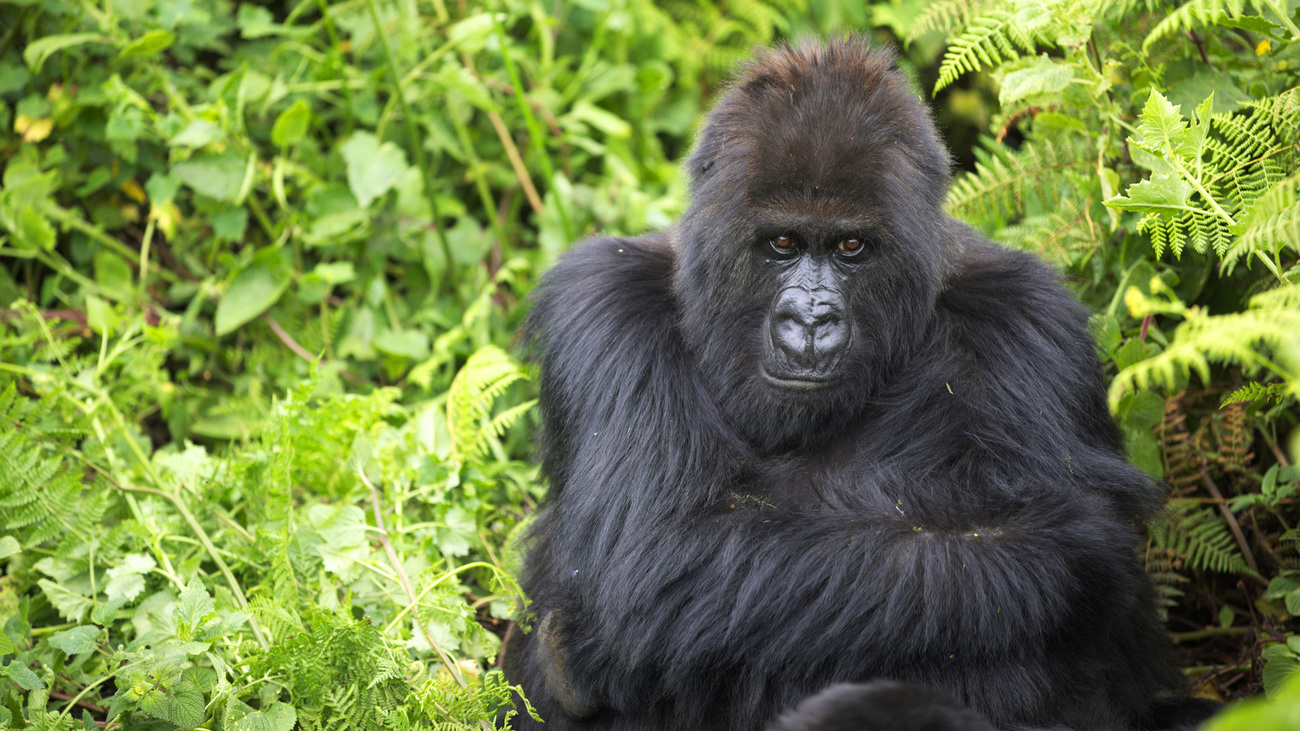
[504,38,1215,731]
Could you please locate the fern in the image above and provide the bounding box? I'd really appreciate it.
[1150,500,1253,574]
[0,383,105,548]
[948,137,1092,224]
[446,346,537,462]
[994,197,1104,259]
[1109,282,1300,408]
[908,0,994,42]
[1142,0,1248,50]
[1145,545,1190,620]
[1138,209,1233,259]
[1222,381,1293,407]
[935,11,1036,92]
[1224,174,1300,273]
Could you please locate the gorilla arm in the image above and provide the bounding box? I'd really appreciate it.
[524,235,1153,719]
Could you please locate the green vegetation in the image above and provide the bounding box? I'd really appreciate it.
[0,0,1297,727]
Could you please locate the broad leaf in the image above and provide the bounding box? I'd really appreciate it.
[341,132,409,208]
[48,626,99,656]
[215,258,290,335]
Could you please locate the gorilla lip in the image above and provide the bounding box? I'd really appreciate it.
[761,369,841,391]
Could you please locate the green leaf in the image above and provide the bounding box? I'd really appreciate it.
[227,702,296,731]
[94,251,134,302]
[1134,91,1185,151]
[1168,72,1249,115]
[374,329,431,359]
[215,259,289,335]
[0,630,14,655]
[172,152,247,202]
[564,101,633,138]
[1089,314,1122,359]
[340,132,410,208]
[211,207,249,242]
[1000,56,1074,104]
[86,295,119,336]
[199,611,248,641]
[271,100,311,147]
[1105,173,1193,215]
[308,504,367,548]
[104,553,156,602]
[11,206,55,250]
[1120,390,1165,430]
[48,626,99,656]
[434,64,497,114]
[1216,15,1285,37]
[118,30,175,60]
[447,13,501,54]
[37,579,92,622]
[1,662,43,690]
[170,119,223,148]
[0,535,19,560]
[175,579,215,640]
[23,34,108,72]
[1263,644,1300,696]
[237,5,278,38]
[139,678,205,727]
[438,505,476,556]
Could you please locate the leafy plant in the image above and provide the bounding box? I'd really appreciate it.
[910,0,1300,703]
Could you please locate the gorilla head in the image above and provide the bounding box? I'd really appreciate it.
[674,39,954,449]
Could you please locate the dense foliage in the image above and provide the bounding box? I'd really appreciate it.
[0,0,1296,728]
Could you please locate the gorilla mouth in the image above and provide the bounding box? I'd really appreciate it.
[761,369,842,391]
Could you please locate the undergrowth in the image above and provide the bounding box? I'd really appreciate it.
[2,0,1299,727]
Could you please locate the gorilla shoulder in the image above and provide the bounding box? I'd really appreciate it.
[528,233,676,349]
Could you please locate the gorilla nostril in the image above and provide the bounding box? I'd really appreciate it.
[814,321,849,354]
[772,316,814,358]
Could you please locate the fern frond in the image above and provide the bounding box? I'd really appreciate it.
[1150,500,1253,574]
[1221,381,1292,407]
[0,383,102,547]
[1142,0,1248,50]
[1145,545,1190,620]
[1223,174,1300,272]
[446,346,532,461]
[1109,283,1300,408]
[1138,208,1233,259]
[908,0,994,42]
[934,11,1035,93]
[947,137,1091,224]
[993,197,1103,261]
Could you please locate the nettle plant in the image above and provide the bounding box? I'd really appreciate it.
[907,0,1300,706]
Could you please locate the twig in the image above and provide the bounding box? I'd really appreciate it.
[1199,465,1264,579]
[462,53,544,216]
[50,689,107,714]
[0,308,87,324]
[1183,663,1251,676]
[264,314,317,362]
[1170,626,1251,643]
[359,471,476,691]
[264,314,365,385]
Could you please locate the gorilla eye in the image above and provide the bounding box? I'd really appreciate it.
[838,238,864,256]
[770,236,797,255]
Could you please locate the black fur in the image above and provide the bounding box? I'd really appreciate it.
[766,682,998,731]
[504,38,1214,731]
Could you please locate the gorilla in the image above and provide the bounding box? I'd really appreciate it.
[503,38,1219,731]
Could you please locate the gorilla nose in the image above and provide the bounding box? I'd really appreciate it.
[770,292,849,372]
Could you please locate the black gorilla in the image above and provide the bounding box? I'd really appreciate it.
[504,38,1217,731]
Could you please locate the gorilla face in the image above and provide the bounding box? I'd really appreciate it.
[672,40,953,449]
[759,233,862,390]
